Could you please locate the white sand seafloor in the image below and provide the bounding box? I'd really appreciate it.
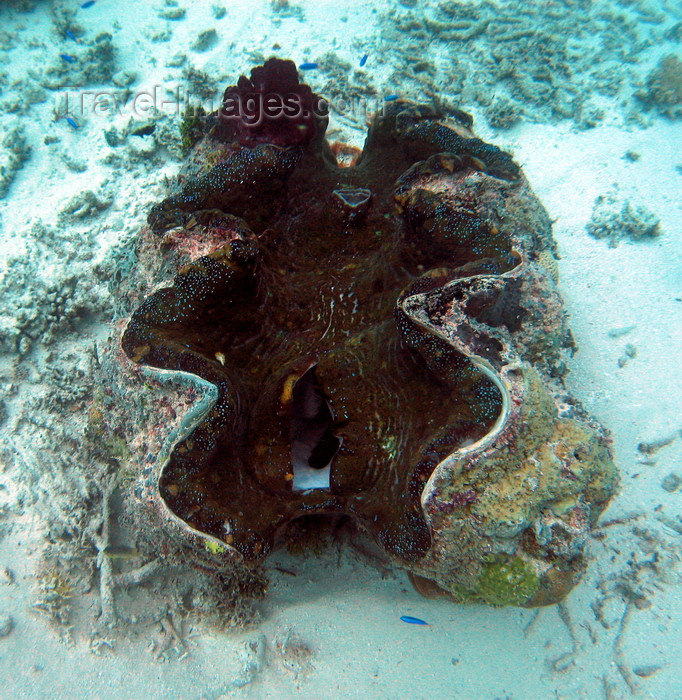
[0,1,681,698]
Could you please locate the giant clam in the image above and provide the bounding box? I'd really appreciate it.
[122,59,617,606]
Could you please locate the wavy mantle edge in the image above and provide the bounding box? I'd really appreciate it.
[123,251,527,563]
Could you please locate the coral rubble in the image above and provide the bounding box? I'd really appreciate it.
[0,124,30,198]
[637,54,682,119]
[381,0,679,128]
[121,58,618,607]
[587,189,661,247]
[41,32,116,89]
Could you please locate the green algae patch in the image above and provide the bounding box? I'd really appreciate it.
[204,539,229,555]
[180,104,207,154]
[475,555,540,606]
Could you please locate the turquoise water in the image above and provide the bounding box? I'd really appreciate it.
[0,1,680,698]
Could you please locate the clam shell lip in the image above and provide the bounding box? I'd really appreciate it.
[399,261,527,509]
[332,187,372,208]
[421,355,513,509]
[161,491,237,554]
[130,365,244,554]
[397,290,513,510]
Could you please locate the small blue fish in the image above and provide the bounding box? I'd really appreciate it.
[60,53,76,63]
[65,28,77,41]
[384,94,400,102]
[298,62,318,71]
[359,53,368,67]
[81,0,96,8]
[65,116,79,129]
[400,615,428,625]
